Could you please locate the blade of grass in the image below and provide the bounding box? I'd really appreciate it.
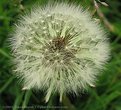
[102,91,121,107]
[22,90,32,110]
[0,76,14,93]
[0,48,11,59]
[13,92,24,110]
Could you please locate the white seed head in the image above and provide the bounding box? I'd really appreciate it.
[11,3,110,102]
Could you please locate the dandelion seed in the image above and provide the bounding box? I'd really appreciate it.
[51,21,55,24]
[56,30,59,33]
[45,49,48,52]
[47,14,51,17]
[60,60,64,63]
[41,20,45,23]
[11,3,110,102]
[43,31,47,34]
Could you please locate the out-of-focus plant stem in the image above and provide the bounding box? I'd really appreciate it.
[93,0,114,32]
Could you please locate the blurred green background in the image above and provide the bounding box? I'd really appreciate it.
[0,0,121,110]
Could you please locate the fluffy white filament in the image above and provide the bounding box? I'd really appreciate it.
[11,3,110,102]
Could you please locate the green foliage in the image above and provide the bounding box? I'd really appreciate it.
[0,0,121,110]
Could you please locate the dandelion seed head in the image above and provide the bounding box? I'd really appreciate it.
[11,3,110,102]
